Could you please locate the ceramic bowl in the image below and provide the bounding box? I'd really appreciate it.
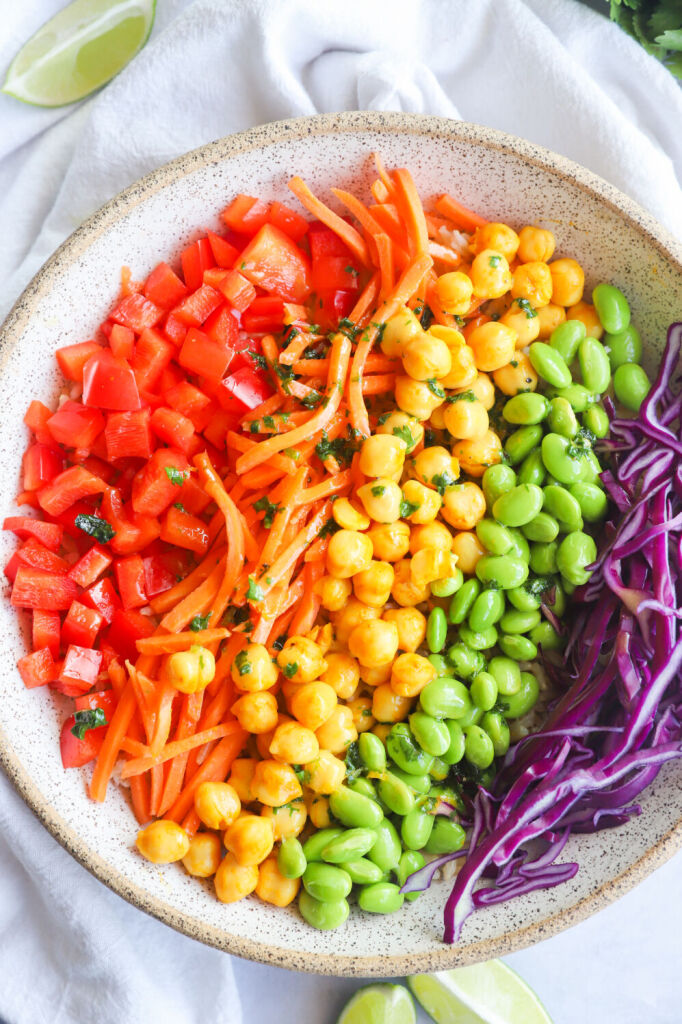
[1,112,682,976]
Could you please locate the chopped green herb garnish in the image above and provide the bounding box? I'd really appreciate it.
[71,708,107,740]
[165,466,188,486]
[446,390,476,403]
[300,389,323,409]
[246,576,265,602]
[426,379,446,399]
[344,741,365,782]
[173,502,186,512]
[344,265,359,277]
[371,484,386,497]
[567,427,597,459]
[400,498,421,518]
[249,351,268,370]
[74,514,115,544]
[234,650,252,676]
[249,421,260,433]
[263,415,276,429]
[514,297,538,319]
[253,496,280,528]
[392,424,417,449]
[282,662,299,679]
[190,613,211,632]
[318,518,340,539]
[315,427,360,467]
[431,471,457,495]
[488,254,502,267]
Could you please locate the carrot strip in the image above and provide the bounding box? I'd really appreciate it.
[287,562,325,636]
[150,681,176,761]
[121,723,239,778]
[288,177,370,266]
[228,431,298,476]
[245,412,309,433]
[292,354,399,377]
[257,501,332,599]
[349,272,380,324]
[194,452,246,625]
[126,662,158,740]
[136,628,229,655]
[362,373,396,395]
[185,678,236,776]
[107,659,127,697]
[295,470,352,505]
[239,464,286,490]
[159,561,224,633]
[375,232,395,298]
[435,193,487,232]
[89,681,137,802]
[392,168,429,258]
[166,729,246,823]
[157,690,203,816]
[238,394,283,427]
[267,605,298,646]
[304,533,329,563]
[279,329,321,365]
[149,547,226,615]
[373,152,395,199]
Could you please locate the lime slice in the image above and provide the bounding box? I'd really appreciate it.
[2,0,156,107]
[408,962,553,1024]
[337,984,417,1024]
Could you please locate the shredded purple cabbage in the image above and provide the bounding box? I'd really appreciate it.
[407,322,682,943]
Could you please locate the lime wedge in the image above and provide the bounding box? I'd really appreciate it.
[408,962,553,1024]
[2,0,156,107]
[337,984,417,1024]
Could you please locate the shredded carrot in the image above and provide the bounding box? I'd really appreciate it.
[194,452,246,625]
[349,272,381,323]
[166,729,246,823]
[160,560,224,633]
[392,168,429,257]
[295,470,352,505]
[435,193,487,232]
[238,393,283,425]
[288,177,370,267]
[362,373,396,395]
[136,628,229,655]
[372,152,395,199]
[121,722,239,779]
[149,547,226,615]
[89,681,137,802]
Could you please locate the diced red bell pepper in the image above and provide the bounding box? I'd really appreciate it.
[241,296,285,334]
[160,505,209,555]
[317,289,356,329]
[15,492,41,510]
[17,647,56,689]
[3,516,63,551]
[202,304,239,350]
[75,688,118,717]
[163,312,188,347]
[144,262,188,309]
[178,327,232,381]
[24,401,56,445]
[217,366,273,415]
[56,340,102,382]
[49,500,102,543]
[109,324,135,360]
[60,644,103,692]
[114,554,147,610]
[132,328,174,392]
[82,349,141,411]
[216,270,257,313]
[207,230,239,268]
[240,224,312,303]
[59,714,107,768]
[71,452,116,484]
[268,202,309,242]
[105,608,155,662]
[312,256,360,293]
[110,292,163,332]
[81,576,121,624]
[47,400,105,450]
[308,221,354,260]
[32,609,61,659]
[38,465,107,517]
[221,194,270,235]
[173,284,222,327]
[62,600,104,647]
[130,449,190,518]
[104,408,153,462]
[165,381,212,431]
[68,544,112,588]
[176,475,211,515]
[16,538,69,575]
[22,443,64,492]
[181,238,215,292]
[100,494,160,558]
[150,406,195,454]
[202,409,241,449]
[3,552,20,583]
[142,554,176,597]
[159,363,185,393]
[11,567,78,611]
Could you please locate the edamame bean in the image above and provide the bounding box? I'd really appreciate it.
[476,554,529,591]
[442,719,466,764]
[488,656,521,696]
[278,837,307,879]
[329,787,384,829]
[389,765,432,794]
[464,725,495,769]
[499,608,541,633]
[547,397,578,438]
[501,671,540,719]
[429,784,465,814]
[367,819,402,872]
[507,584,542,611]
[517,449,546,486]
[482,463,517,508]
[542,484,583,531]
[446,642,485,678]
[470,671,498,711]
[459,624,498,650]
[498,634,538,660]
[303,862,352,902]
[358,882,405,914]
[321,828,377,864]
[482,711,511,757]
[358,731,386,772]
[448,578,481,624]
[378,772,416,816]
[545,580,566,617]
[556,531,597,586]
[386,724,434,776]
[427,606,447,653]
[503,393,549,425]
[529,342,572,388]
[303,828,344,862]
[522,512,560,543]
[569,482,608,522]
[546,383,594,412]
[578,338,611,394]
[409,711,451,756]
[529,621,564,651]
[507,528,531,562]
[592,282,630,334]
[529,540,559,575]
[493,484,544,527]
[420,676,472,719]
[468,587,506,631]
[429,756,450,781]
[396,850,425,901]
[582,403,609,438]
[541,433,589,484]
[504,425,543,465]
[604,324,642,369]
[299,892,349,931]
[549,319,586,362]
[348,777,378,800]
[476,518,514,555]
[614,363,651,412]
[425,818,467,855]
[343,858,385,885]
[458,702,484,728]
[428,653,450,675]
[431,569,464,597]
[401,807,435,850]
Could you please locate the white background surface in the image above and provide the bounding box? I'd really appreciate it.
[1,2,682,1022]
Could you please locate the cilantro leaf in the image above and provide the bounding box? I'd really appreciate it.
[314,427,361,467]
[234,650,252,676]
[446,390,476,403]
[514,297,538,319]
[371,484,386,497]
[165,465,188,486]
[190,613,211,632]
[344,740,365,782]
[400,497,421,518]
[246,576,265,602]
[74,514,115,544]
[300,389,324,409]
[426,379,446,399]
[392,423,417,449]
[488,254,502,267]
[282,662,299,679]
[71,707,107,740]
[431,471,457,495]
[253,496,280,528]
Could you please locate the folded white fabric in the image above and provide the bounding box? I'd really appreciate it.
[0,2,681,1022]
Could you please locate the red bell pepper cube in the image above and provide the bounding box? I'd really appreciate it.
[181,238,215,291]
[62,600,105,647]
[144,262,188,309]
[202,303,239,350]
[60,645,103,692]
[308,221,354,260]
[3,516,63,552]
[207,230,239,268]
[216,270,257,313]
[311,256,360,294]
[75,688,118,717]
[59,714,107,768]
[24,400,55,445]
[130,449,190,518]
[104,408,153,462]
[16,538,69,575]
[217,366,273,415]
[268,202,309,242]
[108,323,135,360]
[47,400,105,450]
[202,409,240,449]
[4,552,20,583]
[68,544,112,588]
[105,608,155,662]
[17,647,56,689]
[221,194,270,235]
[82,349,141,411]
[114,555,147,610]
[160,505,209,555]
[163,312,188,347]
[32,609,61,659]
[317,289,355,330]
[165,381,212,431]
[239,223,312,303]
[56,340,102,382]
[150,406,196,454]
[176,475,211,515]
[48,500,104,545]
[173,284,222,327]
[179,327,232,381]
[142,554,176,597]
[241,296,285,334]
[110,292,163,332]
[159,363,185,393]
[132,328,174,392]
[38,465,107,517]
[22,443,64,492]
[11,567,78,610]
[81,577,121,625]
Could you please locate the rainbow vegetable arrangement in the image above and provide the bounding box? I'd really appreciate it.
[4,154,679,942]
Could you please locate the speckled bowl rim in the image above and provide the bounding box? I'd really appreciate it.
[1,111,682,976]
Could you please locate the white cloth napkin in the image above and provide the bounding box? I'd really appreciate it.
[0,2,681,1022]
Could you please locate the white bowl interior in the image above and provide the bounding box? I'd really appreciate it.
[1,115,682,974]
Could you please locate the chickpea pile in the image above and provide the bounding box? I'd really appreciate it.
[135,222,643,929]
